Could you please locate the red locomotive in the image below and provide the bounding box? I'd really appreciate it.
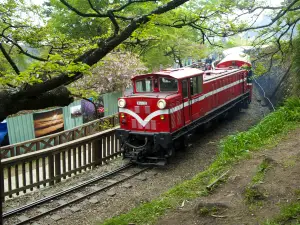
[116,53,253,165]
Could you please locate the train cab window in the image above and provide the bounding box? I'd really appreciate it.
[190,75,203,95]
[159,77,178,92]
[136,77,153,92]
[182,79,188,98]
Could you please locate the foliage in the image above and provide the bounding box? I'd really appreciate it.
[0,0,197,121]
[69,51,147,98]
[101,99,300,225]
[0,0,93,87]
[127,25,207,70]
[224,36,251,49]
[291,31,300,96]
[47,0,111,39]
[1,0,300,120]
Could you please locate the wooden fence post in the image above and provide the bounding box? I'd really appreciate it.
[92,138,102,168]
[48,153,55,186]
[54,153,61,183]
[54,137,61,183]
[0,155,4,225]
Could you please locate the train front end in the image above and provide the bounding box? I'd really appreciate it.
[116,73,179,166]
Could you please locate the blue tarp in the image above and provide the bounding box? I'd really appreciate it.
[0,120,8,145]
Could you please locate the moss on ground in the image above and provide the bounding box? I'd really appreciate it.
[101,98,300,225]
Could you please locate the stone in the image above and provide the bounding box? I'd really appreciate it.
[74,193,85,198]
[18,215,29,222]
[225,193,235,197]
[148,171,158,176]
[70,206,81,212]
[107,190,116,197]
[107,179,118,184]
[122,183,132,188]
[120,172,133,177]
[90,186,101,191]
[89,198,99,204]
[57,200,67,205]
[37,207,48,213]
[136,175,147,181]
[51,214,61,221]
[31,222,40,225]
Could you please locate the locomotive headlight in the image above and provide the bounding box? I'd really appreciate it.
[118,99,126,108]
[157,99,166,109]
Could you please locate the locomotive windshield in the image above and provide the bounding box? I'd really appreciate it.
[136,77,153,92]
[159,77,178,92]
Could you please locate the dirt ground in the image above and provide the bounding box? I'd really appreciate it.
[156,127,300,225]
[3,87,270,225]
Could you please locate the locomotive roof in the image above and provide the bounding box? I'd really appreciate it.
[132,68,203,80]
[132,67,242,81]
[154,68,203,79]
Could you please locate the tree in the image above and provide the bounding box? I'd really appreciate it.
[69,51,147,97]
[2,0,299,122]
[179,0,300,71]
[139,26,205,70]
[0,0,190,122]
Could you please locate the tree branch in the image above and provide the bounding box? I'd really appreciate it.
[59,0,107,17]
[1,35,48,61]
[87,0,102,15]
[235,0,300,33]
[107,10,120,37]
[111,0,157,13]
[0,0,189,119]
[0,86,73,122]
[0,42,20,75]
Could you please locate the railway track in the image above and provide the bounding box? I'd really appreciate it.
[3,163,150,225]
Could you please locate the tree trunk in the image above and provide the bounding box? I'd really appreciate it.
[178,57,183,68]
[0,86,73,122]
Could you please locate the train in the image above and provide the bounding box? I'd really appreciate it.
[116,53,253,166]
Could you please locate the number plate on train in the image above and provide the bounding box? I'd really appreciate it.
[137,101,147,105]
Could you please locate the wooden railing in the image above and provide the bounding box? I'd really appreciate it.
[0,115,119,158]
[0,127,121,198]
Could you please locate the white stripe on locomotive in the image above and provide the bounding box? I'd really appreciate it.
[119,78,247,127]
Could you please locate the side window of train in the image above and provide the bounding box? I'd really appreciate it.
[182,79,188,98]
[190,75,203,96]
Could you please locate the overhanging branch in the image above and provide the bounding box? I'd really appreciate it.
[0,42,20,75]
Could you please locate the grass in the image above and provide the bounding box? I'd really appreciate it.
[251,158,272,184]
[244,158,272,204]
[101,97,300,225]
[263,202,300,225]
[199,206,218,216]
[262,190,300,224]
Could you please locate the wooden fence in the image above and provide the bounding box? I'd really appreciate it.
[0,127,121,198]
[0,115,119,158]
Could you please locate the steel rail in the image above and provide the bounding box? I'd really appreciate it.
[14,166,150,225]
[3,163,136,219]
